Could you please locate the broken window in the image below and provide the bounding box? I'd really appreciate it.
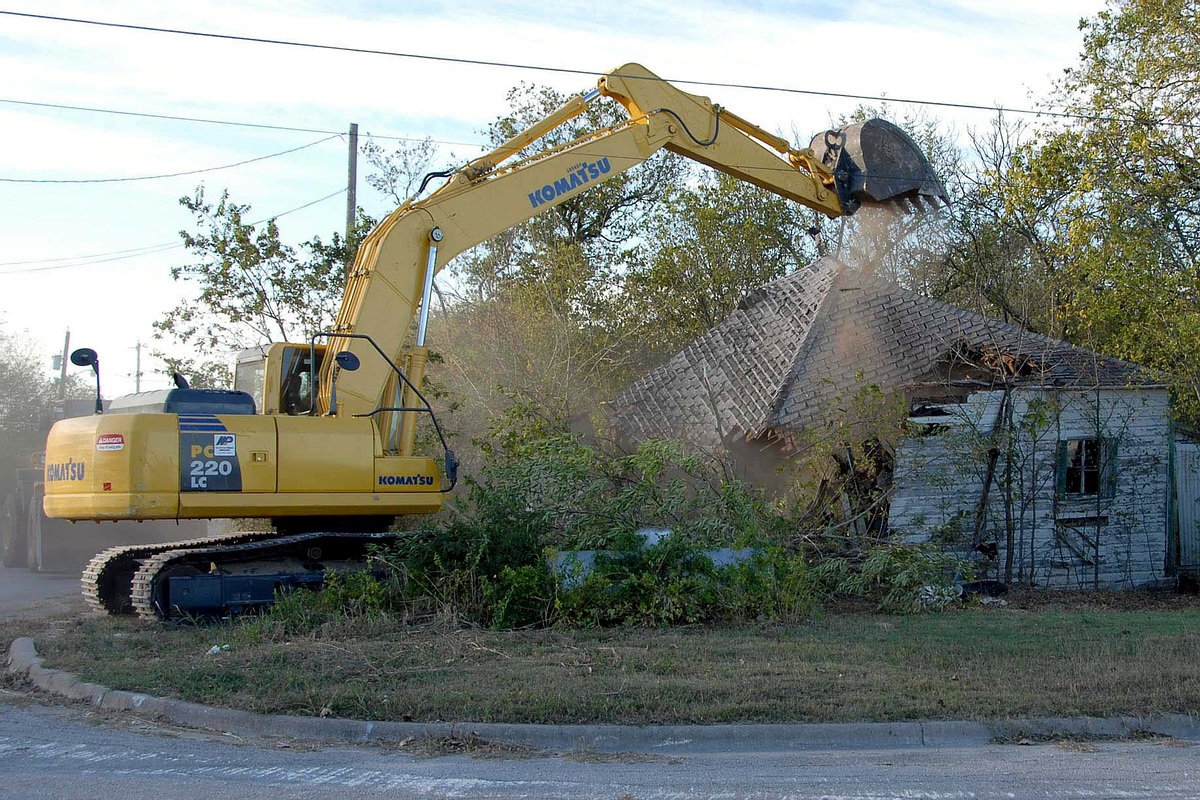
[1056,438,1117,498]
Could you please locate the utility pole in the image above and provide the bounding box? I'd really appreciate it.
[134,341,142,393]
[345,122,359,280]
[58,329,70,400]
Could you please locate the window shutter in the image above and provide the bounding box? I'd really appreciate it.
[1056,440,1068,498]
[1105,438,1119,499]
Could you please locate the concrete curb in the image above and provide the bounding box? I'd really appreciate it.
[8,637,1200,754]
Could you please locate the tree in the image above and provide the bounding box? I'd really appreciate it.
[1056,0,1200,414]
[450,83,687,305]
[154,186,372,387]
[0,322,58,434]
[361,135,439,207]
[623,172,819,356]
[0,321,89,503]
[924,114,1068,334]
[969,0,1200,418]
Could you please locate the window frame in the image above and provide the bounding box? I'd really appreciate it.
[1056,437,1118,500]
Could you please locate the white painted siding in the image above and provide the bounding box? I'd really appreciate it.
[890,387,1171,588]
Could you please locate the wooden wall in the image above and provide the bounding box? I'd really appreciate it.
[890,387,1172,588]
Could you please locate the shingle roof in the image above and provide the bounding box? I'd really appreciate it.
[609,258,1161,449]
[609,258,836,446]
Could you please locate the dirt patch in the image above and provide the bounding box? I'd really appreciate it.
[564,748,683,764]
[996,730,1196,747]
[383,732,550,760]
[1001,589,1200,612]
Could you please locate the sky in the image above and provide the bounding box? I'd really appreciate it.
[0,0,1105,397]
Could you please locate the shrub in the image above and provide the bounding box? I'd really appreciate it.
[720,547,817,621]
[240,405,971,633]
[237,570,389,641]
[812,540,974,613]
[483,564,557,629]
[554,535,817,627]
[371,525,547,627]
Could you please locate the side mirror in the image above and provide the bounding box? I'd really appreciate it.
[70,347,98,371]
[70,347,103,414]
[327,350,360,415]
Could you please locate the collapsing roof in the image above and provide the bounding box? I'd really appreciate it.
[609,257,1160,451]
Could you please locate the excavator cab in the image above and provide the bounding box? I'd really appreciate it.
[234,343,328,416]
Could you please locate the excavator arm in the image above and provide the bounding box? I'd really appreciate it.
[317,63,946,457]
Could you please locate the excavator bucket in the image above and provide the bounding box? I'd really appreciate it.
[809,118,949,215]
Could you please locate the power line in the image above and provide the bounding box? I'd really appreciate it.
[0,97,479,147]
[1,132,956,270]
[1,139,952,271]
[0,94,956,200]
[0,188,346,274]
[3,242,183,273]
[1,134,339,184]
[259,187,347,224]
[0,9,1079,121]
[0,240,180,267]
[8,9,1200,132]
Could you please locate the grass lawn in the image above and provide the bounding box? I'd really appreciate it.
[8,591,1200,725]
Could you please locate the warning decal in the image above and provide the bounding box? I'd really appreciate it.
[96,434,125,452]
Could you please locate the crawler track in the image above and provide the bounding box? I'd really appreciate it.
[80,530,286,615]
[127,531,399,620]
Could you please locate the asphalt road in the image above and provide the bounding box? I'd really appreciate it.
[0,700,1196,800]
[0,566,82,620]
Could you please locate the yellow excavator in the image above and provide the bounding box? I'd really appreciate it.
[43,63,947,619]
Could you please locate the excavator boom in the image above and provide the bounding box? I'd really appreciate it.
[320,63,947,445]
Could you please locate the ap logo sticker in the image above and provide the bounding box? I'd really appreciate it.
[213,434,236,457]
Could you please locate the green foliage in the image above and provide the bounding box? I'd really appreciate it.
[474,419,791,552]
[951,1,1200,420]
[555,537,720,627]
[553,538,816,628]
[426,81,836,453]
[713,547,817,622]
[237,570,388,641]
[154,186,373,387]
[422,86,691,445]
[623,172,818,354]
[483,565,557,629]
[236,413,990,633]
[368,520,551,629]
[813,540,974,614]
[482,83,686,257]
[241,423,832,632]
